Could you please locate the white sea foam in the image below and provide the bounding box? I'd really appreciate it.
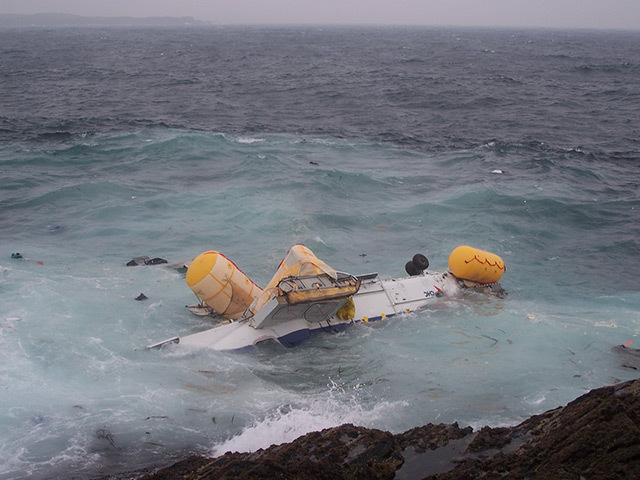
[235,137,265,144]
[211,384,408,456]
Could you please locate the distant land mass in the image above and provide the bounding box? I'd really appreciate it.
[0,13,207,27]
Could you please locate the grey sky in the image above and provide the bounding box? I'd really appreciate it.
[2,0,640,30]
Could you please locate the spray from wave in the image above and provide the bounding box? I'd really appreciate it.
[212,381,408,456]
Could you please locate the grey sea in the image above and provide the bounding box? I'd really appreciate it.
[1,25,640,479]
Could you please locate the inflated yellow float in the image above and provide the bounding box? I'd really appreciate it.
[186,251,263,319]
[448,245,505,284]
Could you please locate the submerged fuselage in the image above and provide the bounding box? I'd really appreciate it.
[147,244,505,351]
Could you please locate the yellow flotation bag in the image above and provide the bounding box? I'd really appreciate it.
[186,251,263,319]
[336,297,356,321]
[448,245,505,284]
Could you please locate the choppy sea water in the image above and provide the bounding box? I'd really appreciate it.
[1,26,640,479]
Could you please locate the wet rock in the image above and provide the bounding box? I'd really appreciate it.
[613,344,640,371]
[138,378,640,480]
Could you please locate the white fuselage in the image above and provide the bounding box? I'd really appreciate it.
[147,271,461,351]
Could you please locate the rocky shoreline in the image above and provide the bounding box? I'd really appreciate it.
[138,376,640,479]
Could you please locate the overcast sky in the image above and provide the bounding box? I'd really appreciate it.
[2,0,640,30]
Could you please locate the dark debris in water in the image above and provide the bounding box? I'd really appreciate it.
[47,225,66,234]
[127,256,168,266]
[95,428,118,450]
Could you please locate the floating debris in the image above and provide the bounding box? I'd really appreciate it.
[126,256,168,266]
[96,428,117,449]
[29,414,46,426]
[146,257,168,265]
[48,225,66,234]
